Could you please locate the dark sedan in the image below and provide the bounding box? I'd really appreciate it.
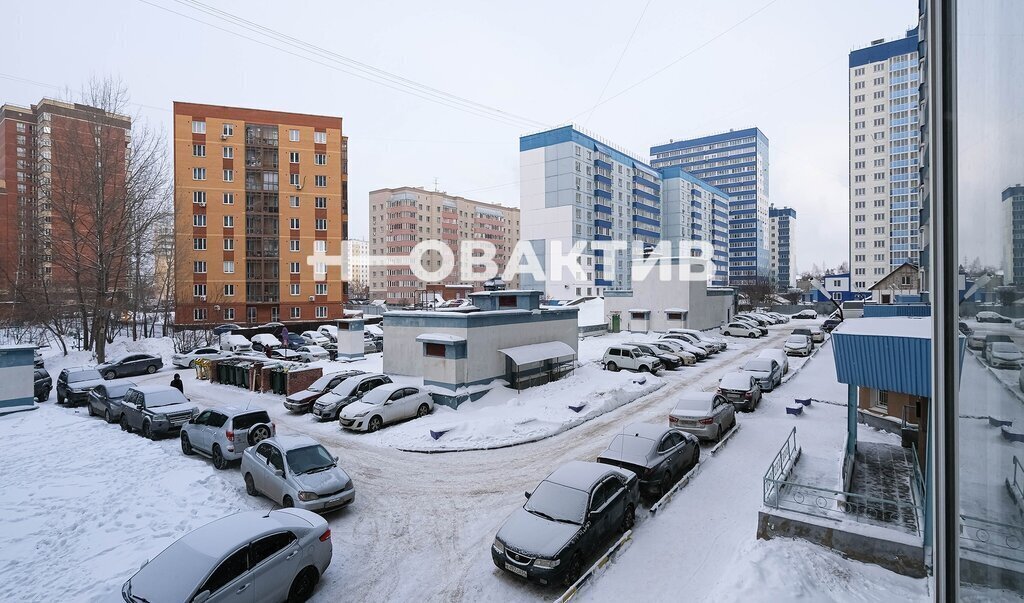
[822,318,843,333]
[718,372,762,412]
[596,423,699,497]
[626,342,682,369]
[87,379,138,423]
[283,370,364,413]
[97,354,163,380]
[34,368,51,402]
[283,332,307,350]
[492,461,639,587]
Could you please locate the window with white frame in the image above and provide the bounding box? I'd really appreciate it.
[193,190,206,204]
[314,131,326,144]
[315,219,327,230]
[224,284,235,296]
[194,238,207,250]
[315,283,327,295]
[223,146,234,159]
[289,240,300,252]
[193,308,207,321]
[193,214,207,227]
[289,218,299,229]
[290,284,300,296]
[223,192,234,205]
[314,175,327,187]
[224,308,235,320]
[290,196,299,208]
[223,215,234,228]
[192,120,206,134]
[315,196,327,209]
[223,169,233,182]
[223,260,235,273]
[193,144,206,157]
[315,306,327,318]
[222,123,233,137]
[193,284,207,297]
[289,262,300,274]
[193,261,207,273]
[223,238,234,251]
[193,167,206,180]
[289,129,299,142]
[290,307,301,319]
[289,152,299,164]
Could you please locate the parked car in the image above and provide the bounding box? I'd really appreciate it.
[767,312,790,323]
[268,348,305,362]
[984,334,1015,363]
[339,384,434,432]
[259,321,285,329]
[119,385,199,439]
[172,346,226,368]
[96,354,163,380]
[211,323,241,336]
[56,367,105,406]
[666,331,717,355]
[657,336,709,360]
[742,358,783,391]
[646,341,697,366]
[220,333,254,353]
[792,327,823,344]
[301,330,330,346]
[322,342,340,361]
[977,311,1012,323]
[960,321,974,336]
[120,508,332,603]
[602,345,662,373]
[283,332,308,350]
[821,317,843,333]
[988,342,1024,369]
[33,368,51,402]
[596,423,700,497]
[967,331,987,351]
[33,348,44,368]
[311,373,392,421]
[296,345,330,363]
[317,325,339,343]
[667,328,727,351]
[241,435,355,512]
[734,316,769,336]
[758,348,790,375]
[722,322,761,338]
[252,333,284,354]
[669,391,736,442]
[627,342,683,369]
[717,372,762,412]
[737,314,769,327]
[364,338,383,354]
[492,461,639,587]
[792,309,818,319]
[285,371,363,413]
[1014,319,1024,330]
[784,334,813,357]
[86,379,136,423]
[182,406,275,469]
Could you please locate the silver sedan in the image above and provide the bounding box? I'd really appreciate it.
[241,435,355,513]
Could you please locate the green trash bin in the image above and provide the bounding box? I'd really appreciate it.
[216,361,229,383]
[271,369,285,395]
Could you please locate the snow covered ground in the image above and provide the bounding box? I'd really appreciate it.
[1,317,947,602]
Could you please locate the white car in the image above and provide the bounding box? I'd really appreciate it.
[722,322,760,338]
[603,345,663,372]
[988,342,1024,369]
[792,309,817,319]
[784,334,813,356]
[301,330,330,346]
[667,328,727,351]
[339,383,434,432]
[296,345,330,362]
[171,346,227,368]
[252,333,283,351]
[647,341,697,366]
[121,508,332,603]
[658,336,709,360]
[317,325,339,343]
[757,348,790,375]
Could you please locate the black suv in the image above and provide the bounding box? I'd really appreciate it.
[56,367,105,406]
[34,368,52,402]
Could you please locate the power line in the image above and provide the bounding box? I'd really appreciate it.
[583,0,654,126]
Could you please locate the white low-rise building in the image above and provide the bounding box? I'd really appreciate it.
[603,264,735,333]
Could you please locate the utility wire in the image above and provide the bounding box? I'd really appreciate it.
[583,0,654,126]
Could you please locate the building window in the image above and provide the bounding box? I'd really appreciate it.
[223,261,235,273]
[314,240,326,253]
[289,152,299,163]
[224,284,235,296]
[194,284,207,297]
[290,174,300,187]
[290,218,299,229]
[289,129,300,142]
[315,153,327,165]
[873,390,888,411]
[290,307,301,319]
[193,214,207,227]
[315,196,327,209]
[193,238,207,250]
[290,284,300,296]
[223,215,234,228]
[223,192,234,205]
[315,219,327,230]
[192,167,206,181]
[289,240,300,252]
[290,196,299,208]
[314,131,327,144]
[193,261,206,273]
[223,169,233,182]
[193,144,206,157]
[424,343,446,357]
[193,308,207,321]
[289,262,300,274]
[223,146,234,159]
[224,308,235,320]
[192,120,206,134]
[222,123,233,137]
[314,175,327,187]
[193,191,206,205]
[315,306,328,318]
[224,238,234,251]
[315,283,327,295]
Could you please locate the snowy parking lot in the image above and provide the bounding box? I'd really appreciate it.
[0,318,936,602]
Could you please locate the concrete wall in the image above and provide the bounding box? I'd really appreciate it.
[604,273,734,332]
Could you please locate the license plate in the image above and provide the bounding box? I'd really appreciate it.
[313,409,323,416]
[505,563,527,577]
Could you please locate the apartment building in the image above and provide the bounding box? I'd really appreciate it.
[1003,185,1024,285]
[658,165,730,287]
[848,27,921,291]
[173,102,348,325]
[368,186,520,304]
[0,99,131,289]
[519,125,661,300]
[769,205,797,289]
[650,128,770,286]
[343,239,369,295]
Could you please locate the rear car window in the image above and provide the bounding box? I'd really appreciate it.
[69,370,102,382]
[232,411,271,430]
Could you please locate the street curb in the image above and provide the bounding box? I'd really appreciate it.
[709,422,741,455]
[553,530,633,603]
[970,349,1024,406]
[650,462,702,516]
[780,335,830,385]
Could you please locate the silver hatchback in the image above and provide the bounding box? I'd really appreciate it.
[241,435,355,514]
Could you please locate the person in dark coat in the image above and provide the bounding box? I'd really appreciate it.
[170,373,184,393]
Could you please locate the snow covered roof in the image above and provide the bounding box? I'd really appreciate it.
[416,333,466,344]
[664,308,688,313]
[546,460,625,491]
[833,317,931,339]
[626,308,650,313]
[498,341,576,365]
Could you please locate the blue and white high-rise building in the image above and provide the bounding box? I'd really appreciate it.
[659,166,730,287]
[519,125,661,300]
[769,205,797,289]
[649,128,770,286]
[848,27,920,291]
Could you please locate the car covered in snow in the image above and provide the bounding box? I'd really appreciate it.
[792,326,824,344]
[338,384,434,432]
[664,331,717,355]
[284,371,364,413]
[56,367,105,406]
[121,508,332,603]
[741,357,783,392]
[311,373,392,421]
[717,372,762,412]
[666,328,727,352]
[86,379,136,423]
[721,321,761,339]
[171,346,227,368]
[784,334,813,357]
[119,385,198,439]
[626,342,683,370]
[241,435,355,513]
[602,345,662,373]
[967,331,987,351]
[220,333,253,354]
[656,335,709,360]
[645,341,696,366]
[977,311,1011,323]
[300,331,330,346]
[268,348,305,362]
[492,460,639,587]
[317,325,339,343]
[251,333,284,354]
[987,341,1023,369]
[792,309,817,319]
[733,316,769,335]
[211,323,242,336]
[181,406,275,469]
[295,345,330,363]
[757,348,790,375]
[669,391,736,442]
[596,423,699,497]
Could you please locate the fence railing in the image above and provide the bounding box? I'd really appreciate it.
[960,514,1024,563]
[763,427,800,507]
[1010,456,1024,507]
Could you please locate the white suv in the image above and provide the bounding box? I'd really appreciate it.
[602,345,662,374]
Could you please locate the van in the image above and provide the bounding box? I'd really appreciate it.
[841,300,865,318]
[220,333,253,353]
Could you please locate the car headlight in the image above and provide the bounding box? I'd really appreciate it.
[533,557,560,569]
[353,411,369,418]
[298,491,319,502]
[492,538,505,554]
[153,413,167,422]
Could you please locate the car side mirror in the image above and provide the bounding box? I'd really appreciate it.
[274,469,284,478]
[524,490,531,499]
[139,559,149,570]
[333,455,339,462]
[192,590,211,603]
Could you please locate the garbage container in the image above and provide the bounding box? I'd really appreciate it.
[270,369,285,395]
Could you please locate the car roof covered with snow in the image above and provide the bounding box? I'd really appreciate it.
[672,391,717,412]
[266,434,319,451]
[720,372,755,390]
[545,460,631,492]
[132,384,179,395]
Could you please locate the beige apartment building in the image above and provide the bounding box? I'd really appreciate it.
[173,102,348,325]
[369,187,520,305]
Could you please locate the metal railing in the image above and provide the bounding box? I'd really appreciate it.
[1010,456,1024,506]
[960,514,1024,563]
[763,427,800,506]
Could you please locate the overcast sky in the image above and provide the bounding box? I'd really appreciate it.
[2,0,925,272]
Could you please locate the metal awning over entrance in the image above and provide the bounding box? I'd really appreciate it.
[498,341,576,365]
[498,341,577,391]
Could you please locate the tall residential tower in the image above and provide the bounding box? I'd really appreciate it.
[769,205,797,289]
[848,28,920,291]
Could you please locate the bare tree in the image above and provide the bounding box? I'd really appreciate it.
[738,276,777,307]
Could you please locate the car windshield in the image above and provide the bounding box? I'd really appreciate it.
[606,434,654,460]
[232,411,271,430]
[308,374,339,391]
[145,389,188,407]
[992,343,1019,353]
[720,374,751,390]
[743,360,771,372]
[524,480,588,525]
[787,336,808,345]
[69,370,102,382]
[286,444,335,474]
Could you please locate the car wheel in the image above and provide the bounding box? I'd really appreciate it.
[244,473,258,496]
[189,360,197,369]
[416,403,430,418]
[146,365,157,374]
[57,394,65,405]
[248,424,271,446]
[283,495,294,508]
[87,403,95,417]
[142,421,154,440]
[562,554,584,588]
[606,362,619,372]
[287,566,320,603]
[104,370,116,380]
[639,364,650,373]
[368,416,383,432]
[104,408,114,424]
[181,433,194,456]
[120,415,132,433]
[748,332,757,338]
[621,503,636,532]
[212,445,227,470]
